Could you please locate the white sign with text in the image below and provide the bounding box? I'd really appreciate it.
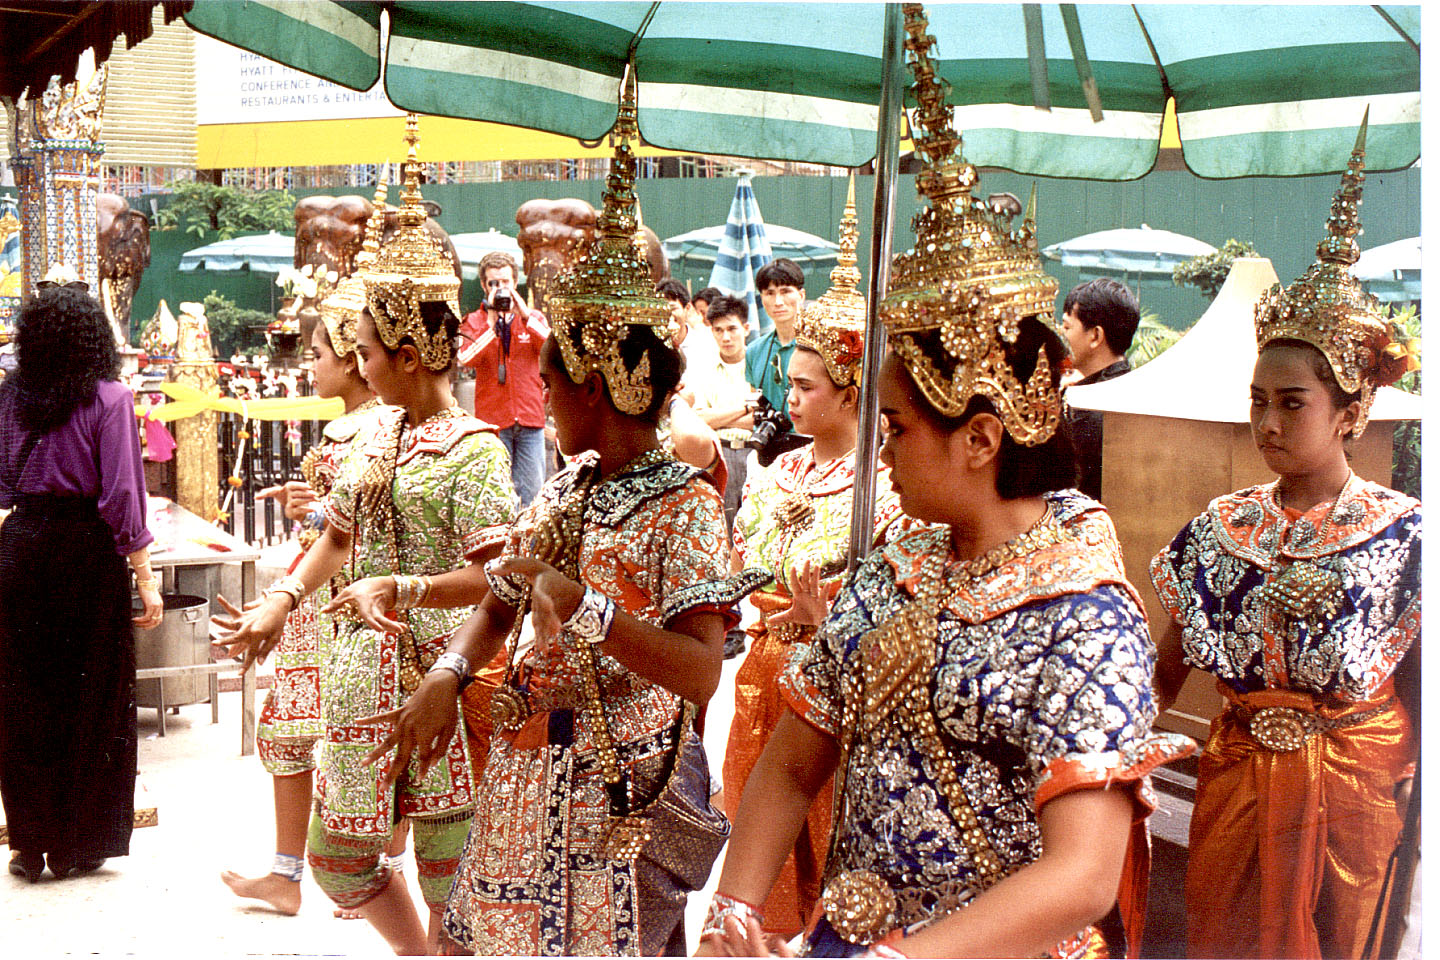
[195,35,401,125]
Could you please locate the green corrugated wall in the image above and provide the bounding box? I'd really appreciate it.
[119,162,1421,337]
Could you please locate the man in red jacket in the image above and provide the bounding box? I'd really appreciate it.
[458,251,547,505]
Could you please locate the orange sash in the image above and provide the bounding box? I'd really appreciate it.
[1186,680,1414,958]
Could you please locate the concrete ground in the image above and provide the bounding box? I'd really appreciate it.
[3,616,741,958]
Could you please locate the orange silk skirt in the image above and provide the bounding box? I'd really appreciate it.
[722,593,832,939]
[1185,679,1414,959]
[458,649,510,784]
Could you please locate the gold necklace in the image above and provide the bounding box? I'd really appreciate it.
[1258,472,1352,621]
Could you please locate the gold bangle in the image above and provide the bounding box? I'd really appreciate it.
[134,577,160,590]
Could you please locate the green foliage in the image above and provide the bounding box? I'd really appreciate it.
[155,181,296,240]
[202,292,271,358]
[1172,239,1261,300]
[1126,310,1182,369]
[1385,303,1421,500]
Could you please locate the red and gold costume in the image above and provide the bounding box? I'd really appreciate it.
[725,446,902,936]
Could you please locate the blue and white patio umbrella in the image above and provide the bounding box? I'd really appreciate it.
[706,173,775,333]
[1353,235,1420,304]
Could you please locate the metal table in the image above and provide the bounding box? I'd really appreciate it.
[144,497,261,755]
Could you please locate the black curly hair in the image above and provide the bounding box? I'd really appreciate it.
[1,287,120,434]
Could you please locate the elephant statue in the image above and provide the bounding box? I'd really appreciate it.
[295,194,463,281]
[516,197,668,316]
[97,192,150,342]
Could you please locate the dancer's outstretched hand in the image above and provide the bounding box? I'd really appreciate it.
[768,558,829,627]
[488,557,584,652]
[355,671,460,788]
[212,593,289,671]
[324,575,405,634]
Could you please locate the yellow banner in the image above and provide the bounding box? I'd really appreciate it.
[138,383,345,422]
[198,115,687,168]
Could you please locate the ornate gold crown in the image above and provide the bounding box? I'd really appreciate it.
[319,169,388,360]
[796,174,866,388]
[546,67,676,416]
[362,117,461,371]
[1253,110,1408,439]
[879,4,1061,445]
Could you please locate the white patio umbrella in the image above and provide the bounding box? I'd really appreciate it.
[1042,224,1216,304]
[1353,235,1420,303]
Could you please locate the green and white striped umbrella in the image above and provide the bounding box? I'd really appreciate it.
[185,2,1419,179]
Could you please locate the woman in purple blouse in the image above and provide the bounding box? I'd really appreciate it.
[0,286,162,883]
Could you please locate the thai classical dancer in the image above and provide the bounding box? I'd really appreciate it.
[700,7,1191,957]
[1149,114,1421,960]
[215,116,518,956]
[220,177,390,918]
[365,73,764,956]
[0,284,162,883]
[721,176,904,945]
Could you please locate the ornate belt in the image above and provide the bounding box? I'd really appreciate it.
[1241,698,1394,752]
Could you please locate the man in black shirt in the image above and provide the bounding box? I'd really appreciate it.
[1059,278,1139,501]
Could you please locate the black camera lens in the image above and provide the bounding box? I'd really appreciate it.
[746,419,779,450]
[492,292,513,312]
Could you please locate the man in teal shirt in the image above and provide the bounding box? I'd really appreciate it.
[744,258,805,415]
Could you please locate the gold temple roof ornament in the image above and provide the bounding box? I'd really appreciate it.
[796,173,867,389]
[879,3,1061,446]
[546,66,676,417]
[1253,109,1415,439]
[320,166,388,361]
[363,118,461,372]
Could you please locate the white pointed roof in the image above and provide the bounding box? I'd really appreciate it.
[1067,257,1422,423]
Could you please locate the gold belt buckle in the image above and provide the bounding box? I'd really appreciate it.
[1248,706,1312,751]
[490,685,530,732]
[599,814,652,861]
[821,869,897,945]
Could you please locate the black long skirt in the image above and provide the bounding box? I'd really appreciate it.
[0,496,137,860]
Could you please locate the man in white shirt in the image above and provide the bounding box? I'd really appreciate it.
[690,294,757,661]
[657,278,718,399]
[690,294,756,533]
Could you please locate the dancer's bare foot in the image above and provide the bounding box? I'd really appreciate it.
[334,906,364,919]
[221,870,302,916]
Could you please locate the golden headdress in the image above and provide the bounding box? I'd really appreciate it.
[362,116,461,371]
[319,168,387,360]
[546,67,676,416]
[796,174,866,388]
[1253,110,1412,439]
[879,4,1061,445]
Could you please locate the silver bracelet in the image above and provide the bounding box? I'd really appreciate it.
[563,585,615,646]
[701,892,765,939]
[265,574,305,610]
[427,651,471,682]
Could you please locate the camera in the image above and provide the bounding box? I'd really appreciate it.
[746,395,808,467]
[489,288,513,313]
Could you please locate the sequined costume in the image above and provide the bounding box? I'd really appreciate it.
[257,399,386,776]
[314,405,516,906]
[782,491,1193,958]
[1150,479,1420,958]
[443,452,759,956]
[724,446,904,936]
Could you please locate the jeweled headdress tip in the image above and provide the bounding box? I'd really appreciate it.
[361,116,461,372]
[545,65,675,416]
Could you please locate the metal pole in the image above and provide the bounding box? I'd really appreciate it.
[847,2,905,572]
